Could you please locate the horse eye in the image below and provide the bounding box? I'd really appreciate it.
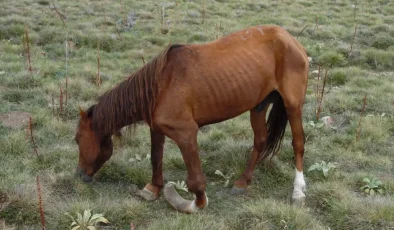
[74,136,79,144]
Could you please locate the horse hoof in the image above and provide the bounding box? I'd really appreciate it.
[291,196,306,207]
[138,187,159,201]
[230,186,247,196]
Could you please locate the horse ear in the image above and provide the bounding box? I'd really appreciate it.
[79,106,87,119]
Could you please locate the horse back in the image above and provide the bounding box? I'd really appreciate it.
[156,25,308,126]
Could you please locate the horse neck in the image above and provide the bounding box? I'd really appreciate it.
[92,46,167,135]
[92,80,153,135]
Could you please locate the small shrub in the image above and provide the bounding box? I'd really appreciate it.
[330,69,347,86]
[371,24,390,33]
[308,161,337,177]
[371,33,394,50]
[65,209,109,230]
[358,49,394,70]
[167,181,188,193]
[360,178,385,195]
[0,23,25,40]
[317,51,346,67]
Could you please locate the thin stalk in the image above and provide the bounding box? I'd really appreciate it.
[28,117,39,156]
[348,24,358,57]
[96,41,101,87]
[356,94,367,141]
[25,25,33,75]
[36,175,46,230]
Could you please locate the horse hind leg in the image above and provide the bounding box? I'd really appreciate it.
[286,105,306,206]
[279,72,308,206]
[230,105,268,195]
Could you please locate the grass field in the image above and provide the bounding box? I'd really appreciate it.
[1,0,394,229]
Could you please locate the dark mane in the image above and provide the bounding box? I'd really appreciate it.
[90,44,183,135]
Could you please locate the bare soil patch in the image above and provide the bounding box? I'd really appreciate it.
[0,111,31,129]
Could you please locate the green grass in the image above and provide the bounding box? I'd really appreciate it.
[1,0,394,229]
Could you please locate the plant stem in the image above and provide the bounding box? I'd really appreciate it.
[316,68,328,120]
[36,175,46,230]
[348,24,358,57]
[29,117,39,156]
[59,85,63,113]
[356,94,367,141]
[25,25,33,75]
[51,0,68,31]
[297,24,308,37]
[96,41,101,87]
[65,33,68,106]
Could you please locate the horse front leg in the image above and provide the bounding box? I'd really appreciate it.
[161,122,208,213]
[139,129,165,201]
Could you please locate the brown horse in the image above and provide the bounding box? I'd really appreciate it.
[75,25,308,213]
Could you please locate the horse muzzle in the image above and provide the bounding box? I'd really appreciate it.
[76,166,93,183]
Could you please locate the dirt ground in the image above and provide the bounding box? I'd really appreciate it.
[0,111,31,129]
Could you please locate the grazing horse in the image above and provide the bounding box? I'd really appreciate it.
[75,25,308,213]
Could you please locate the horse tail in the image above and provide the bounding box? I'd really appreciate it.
[258,91,288,161]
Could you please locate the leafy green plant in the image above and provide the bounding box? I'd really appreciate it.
[360,178,385,195]
[308,161,337,177]
[167,181,188,193]
[214,170,233,187]
[65,209,109,230]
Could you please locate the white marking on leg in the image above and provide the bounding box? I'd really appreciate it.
[187,200,198,213]
[139,187,157,201]
[186,192,208,213]
[292,169,306,200]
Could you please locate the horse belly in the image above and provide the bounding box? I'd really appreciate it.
[192,68,275,126]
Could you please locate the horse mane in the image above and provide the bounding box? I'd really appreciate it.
[88,44,182,135]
